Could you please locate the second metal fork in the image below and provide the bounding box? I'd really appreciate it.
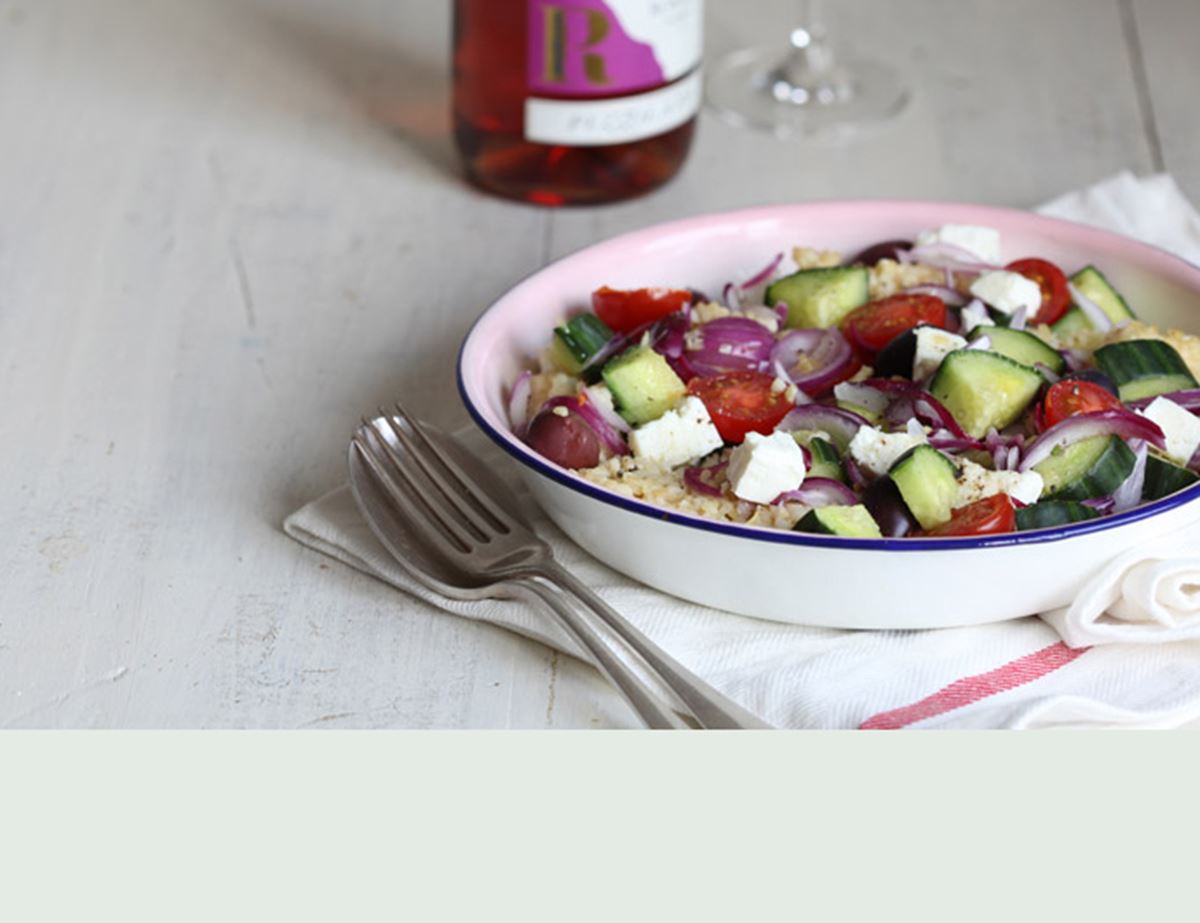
[351,405,771,730]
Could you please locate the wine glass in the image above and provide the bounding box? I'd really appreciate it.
[707,0,910,141]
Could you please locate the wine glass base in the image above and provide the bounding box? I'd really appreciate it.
[707,47,910,142]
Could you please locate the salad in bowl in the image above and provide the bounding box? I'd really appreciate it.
[458,201,1200,627]
[507,224,1200,542]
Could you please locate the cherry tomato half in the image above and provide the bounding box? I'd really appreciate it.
[591,286,692,334]
[1005,258,1070,326]
[1041,379,1123,429]
[840,294,949,358]
[922,495,1016,537]
[687,371,793,444]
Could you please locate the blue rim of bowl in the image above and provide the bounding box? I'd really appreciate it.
[456,200,1200,552]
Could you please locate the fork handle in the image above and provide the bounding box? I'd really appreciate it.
[535,562,773,730]
[514,579,691,730]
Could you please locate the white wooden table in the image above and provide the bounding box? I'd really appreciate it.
[2,0,1196,728]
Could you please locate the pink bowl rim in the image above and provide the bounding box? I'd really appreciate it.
[457,198,1200,551]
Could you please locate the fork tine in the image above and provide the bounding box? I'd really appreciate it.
[370,413,495,543]
[353,426,477,556]
[389,402,517,534]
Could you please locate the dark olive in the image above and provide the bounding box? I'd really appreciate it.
[872,327,921,379]
[525,407,601,469]
[861,477,919,537]
[1060,368,1119,397]
[848,239,913,267]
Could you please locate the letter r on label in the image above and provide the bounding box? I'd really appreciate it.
[541,4,610,86]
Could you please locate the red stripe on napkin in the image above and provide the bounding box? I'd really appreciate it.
[859,642,1091,730]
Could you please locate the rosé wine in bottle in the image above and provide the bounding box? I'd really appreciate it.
[452,0,704,206]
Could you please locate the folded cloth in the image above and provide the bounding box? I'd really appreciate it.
[1042,521,1200,647]
[285,173,1200,729]
[1038,170,1200,266]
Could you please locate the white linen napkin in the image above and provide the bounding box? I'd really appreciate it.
[285,172,1200,729]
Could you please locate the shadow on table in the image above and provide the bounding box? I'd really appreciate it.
[232,0,458,181]
[222,0,458,181]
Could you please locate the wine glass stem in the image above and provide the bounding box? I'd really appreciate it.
[788,0,836,78]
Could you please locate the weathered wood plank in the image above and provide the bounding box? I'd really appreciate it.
[1130,0,1200,201]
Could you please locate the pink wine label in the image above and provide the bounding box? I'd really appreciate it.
[527,0,702,97]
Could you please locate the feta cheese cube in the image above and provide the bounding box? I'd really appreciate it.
[913,327,968,380]
[727,431,808,504]
[1139,397,1200,465]
[959,300,994,333]
[915,224,1002,263]
[848,426,928,477]
[969,270,1042,316]
[955,459,1044,507]
[628,396,723,469]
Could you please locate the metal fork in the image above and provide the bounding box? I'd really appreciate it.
[349,404,771,730]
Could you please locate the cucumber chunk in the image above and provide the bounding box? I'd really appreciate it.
[1014,500,1100,531]
[1142,452,1200,502]
[1033,434,1136,501]
[928,350,1043,438]
[1050,268,1136,337]
[888,444,960,530]
[765,266,869,329]
[1071,266,1136,325]
[835,400,881,425]
[1093,339,1199,402]
[550,313,613,375]
[968,326,1065,375]
[806,437,845,483]
[601,345,686,426]
[1051,306,1092,339]
[794,505,882,538]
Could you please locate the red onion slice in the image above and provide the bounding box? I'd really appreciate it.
[685,316,775,378]
[1082,496,1116,515]
[582,383,630,434]
[859,377,918,394]
[776,405,869,450]
[540,395,629,457]
[740,252,784,290]
[722,282,742,310]
[1033,362,1061,383]
[1112,439,1148,512]
[929,430,985,453]
[1128,389,1200,413]
[771,327,856,394]
[844,455,868,490]
[773,478,858,507]
[883,386,970,439]
[1009,306,1028,331]
[1018,410,1165,472]
[683,460,728,497]
[507,370,533,436]
[901,284,969,307]
[652,313,686,356]
[1067,282,1114,332]
[899,243,1001,273]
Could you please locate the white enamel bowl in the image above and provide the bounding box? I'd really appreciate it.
[458,201,1200,628]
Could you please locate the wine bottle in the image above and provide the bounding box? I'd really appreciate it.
[453,0,704,206]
